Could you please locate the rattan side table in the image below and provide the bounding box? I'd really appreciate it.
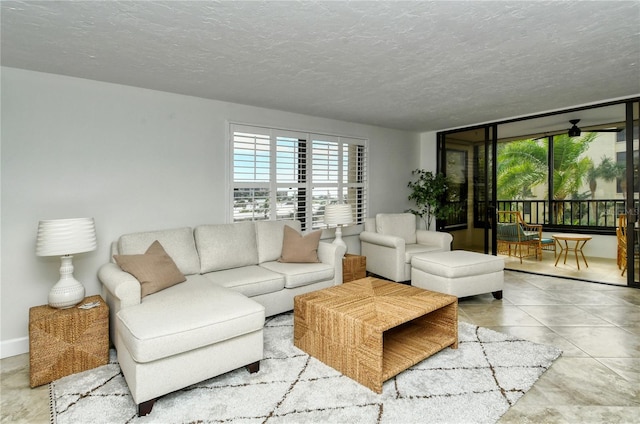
[342,254,366,282]
[29,294,109,387]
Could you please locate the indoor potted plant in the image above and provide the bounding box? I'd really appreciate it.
[406,169,455,230]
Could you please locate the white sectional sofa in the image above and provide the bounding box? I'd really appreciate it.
[98,220,345,415]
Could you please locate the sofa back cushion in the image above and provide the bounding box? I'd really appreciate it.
[376,213,417,244]
[118,227,200,275]
[364,217,376,232]
[255,220,301,263]
[195,222,258,273]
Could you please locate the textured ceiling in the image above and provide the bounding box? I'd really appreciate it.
[1,1,639,132]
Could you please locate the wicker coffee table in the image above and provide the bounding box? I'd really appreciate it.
[294,277,458,393]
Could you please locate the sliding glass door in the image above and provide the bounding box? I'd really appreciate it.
[624,100,640,287]
[438,125,497,255]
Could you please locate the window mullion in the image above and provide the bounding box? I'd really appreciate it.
[269,131,278,220]
[338,140,344,201]
[303,133,313,230]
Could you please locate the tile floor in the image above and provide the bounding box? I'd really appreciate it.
[1,270,639,423]
[502,249,630,286]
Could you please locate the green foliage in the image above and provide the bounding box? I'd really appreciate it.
[587,156,625,197]
[497,133,600,201]
[552,133,596,200]
[496,133,625,224]
[497,139,547,199]
[406,169,455,230]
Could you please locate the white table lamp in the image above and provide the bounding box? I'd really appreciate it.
[36,217,97,308]
[324,203,354,253]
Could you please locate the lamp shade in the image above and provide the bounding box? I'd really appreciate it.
[36,218,97,257]
[324,203,354,226]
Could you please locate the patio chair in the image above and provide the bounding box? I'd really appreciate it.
[496,211,542,263]
[539,236,556,257]
[617,213,638,275]
[617,225,627,276]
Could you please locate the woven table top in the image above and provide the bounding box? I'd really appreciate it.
[296,276,457,332]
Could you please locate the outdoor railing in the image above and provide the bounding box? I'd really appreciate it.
[444,199,635,233]
[496,199,629,229]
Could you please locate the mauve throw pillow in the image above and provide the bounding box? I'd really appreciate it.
[113,240,186,298]
[278,225,322,263]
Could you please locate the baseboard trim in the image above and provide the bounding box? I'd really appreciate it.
[1,337,29,359]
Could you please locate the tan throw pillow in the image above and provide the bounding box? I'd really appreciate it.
[113,240,186,298]
[278,225,322,263]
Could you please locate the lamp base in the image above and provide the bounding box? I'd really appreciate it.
[332,226,348,255]
[48,255,85,309]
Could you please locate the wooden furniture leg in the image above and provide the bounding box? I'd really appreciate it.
[246,361,260,373]
[138,399,157,416]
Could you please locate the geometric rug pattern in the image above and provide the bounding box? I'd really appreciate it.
[51,312,561,424]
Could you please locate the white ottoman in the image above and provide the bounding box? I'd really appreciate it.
[411,250,504,299]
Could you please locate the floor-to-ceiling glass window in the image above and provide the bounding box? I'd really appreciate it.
[624,100,640,287]
[437,98,639,288]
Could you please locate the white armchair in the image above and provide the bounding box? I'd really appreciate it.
[359,213,453,282]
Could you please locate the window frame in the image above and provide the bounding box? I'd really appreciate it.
[228,122,368,231]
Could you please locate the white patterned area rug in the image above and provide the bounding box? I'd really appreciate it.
[50,313,561,424]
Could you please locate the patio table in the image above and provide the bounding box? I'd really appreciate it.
[553,233,592,270]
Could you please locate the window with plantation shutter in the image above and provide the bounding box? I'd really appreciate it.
[230,123,367,231]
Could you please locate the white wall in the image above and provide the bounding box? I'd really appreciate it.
[0,67,421,357]
[419,131,438,171]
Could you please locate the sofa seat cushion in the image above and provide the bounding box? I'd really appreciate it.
[116,275,265,363]
[260,261,334,289]
[404,244,445,263]
[203,265,285,297]
[411,250,505,279]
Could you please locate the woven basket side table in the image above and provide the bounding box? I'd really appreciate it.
[29,294,109,387]
[342,254,366,283]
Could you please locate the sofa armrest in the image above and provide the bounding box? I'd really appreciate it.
[98,262,142,311]
[360,231,407,282]
[317,241,346,285]
[358,231,406,248]
[317,240,343,265]
[416,230,453,250]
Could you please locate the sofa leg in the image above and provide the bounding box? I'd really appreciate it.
[138,398,157,416]
[246,361,260,374]
[492,290,503,300]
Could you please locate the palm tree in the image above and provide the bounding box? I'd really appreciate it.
[587,156,625,222]
[551,133,596,199]
[497,133,597,222]
[497,139,547,199]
